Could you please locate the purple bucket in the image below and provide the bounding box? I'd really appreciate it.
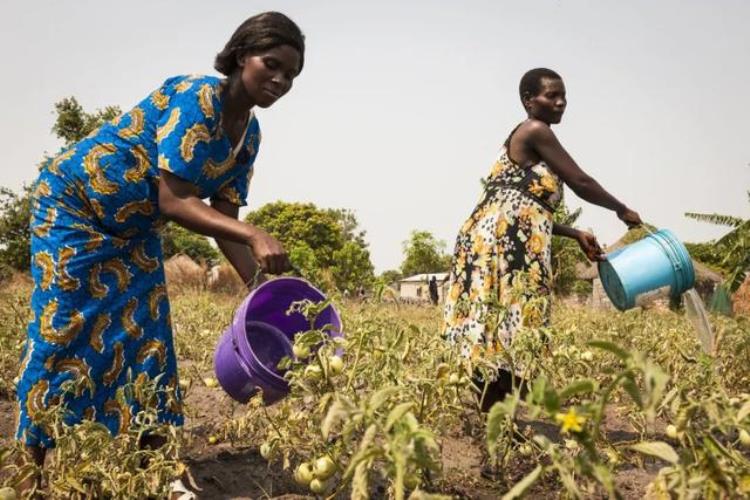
[238,277,343,343]
[214,277,343,404]
[214,320,293,404]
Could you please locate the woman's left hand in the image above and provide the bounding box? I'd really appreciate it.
[576,231,605,262]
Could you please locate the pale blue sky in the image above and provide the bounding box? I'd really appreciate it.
[1,0,748,272]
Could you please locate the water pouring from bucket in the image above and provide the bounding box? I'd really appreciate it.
[598,228,714,353]
[214,277,343,404]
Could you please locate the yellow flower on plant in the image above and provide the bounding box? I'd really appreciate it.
[555,408,586,434]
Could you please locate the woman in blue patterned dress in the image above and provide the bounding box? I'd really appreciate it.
[15,11,304,496]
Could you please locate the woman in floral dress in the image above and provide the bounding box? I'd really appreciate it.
[443,68,642,411]
[16,11,303,497]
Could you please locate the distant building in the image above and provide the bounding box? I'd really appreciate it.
[397,273,449,303]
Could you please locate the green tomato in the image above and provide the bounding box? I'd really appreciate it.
[0,487,16,500]
[740,429,750,448]
[294,463,314,486]
[519,444,533,456]
[304,365,322,381]
[404,473,420,490]
[328,355,344,375]
[293,344,310,359]
[259,442,272,460]
[309,478,328,494]
[665,424,678,439]
[313,456,336,480]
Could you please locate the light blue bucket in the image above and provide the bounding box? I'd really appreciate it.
[598,229,695,311]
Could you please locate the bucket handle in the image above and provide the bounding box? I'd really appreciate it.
[230,332,261,383]
[644,226,691,293]
[642,225,682,270]
[244,265,305,289]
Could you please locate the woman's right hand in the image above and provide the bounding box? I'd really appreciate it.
[617,207,642,228]
[247,229,290,275]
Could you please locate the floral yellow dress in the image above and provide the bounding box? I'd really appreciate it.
[443,138,563,362]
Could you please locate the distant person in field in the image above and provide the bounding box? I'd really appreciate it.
[443,68,642,414]
[15,12,302,498]
[429,275,439,305]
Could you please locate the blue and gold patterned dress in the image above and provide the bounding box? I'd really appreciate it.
[16,75,261,447]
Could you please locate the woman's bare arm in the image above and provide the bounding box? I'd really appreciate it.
[158,170,290,274]
[525,121,629,214]
[210,199,264,289]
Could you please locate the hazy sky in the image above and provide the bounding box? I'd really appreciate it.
[1,0,748,272]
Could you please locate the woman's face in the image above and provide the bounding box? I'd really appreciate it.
[525,78,567,124]
[238,45,301,108]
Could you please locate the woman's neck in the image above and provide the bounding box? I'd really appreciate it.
[222,74,254,122]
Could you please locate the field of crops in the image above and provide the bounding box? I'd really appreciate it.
[1,276,750,499]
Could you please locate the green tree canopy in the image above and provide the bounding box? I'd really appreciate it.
[245,201,374,291]
[379,269,403,285]
[685,188,749,292]
[0,98,122,276]
[0,186,33,277]
[52,97,122,147]
[400,230,451,277]
[550,200,590,296]
[161,224,220,265]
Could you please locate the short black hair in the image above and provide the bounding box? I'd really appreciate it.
[215,12,305,76]
[519,68,562,101]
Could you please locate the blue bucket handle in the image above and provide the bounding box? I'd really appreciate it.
[643,227,690,294]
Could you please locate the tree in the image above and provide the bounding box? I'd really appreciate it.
[550,201,589,296]
[0,98,122,277]
[246,202,346,267]
[331,241,375,293]
[379,269,403,285]
[52,97,121,146]
[0,185,33,277]
[245,201,374,291]
[400,230,451,277]
[685,189,749,292]
[326,208,368,248]
[161,224,220,265]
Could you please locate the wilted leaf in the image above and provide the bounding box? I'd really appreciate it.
[368,386,401,414]
[385,403,414,432]
[588,340,630,360]
[321,398,353,439]
[501,465,543,500]
[630,441,679,464]
[736,400,750,423]
[408,490,453,500]
[559,379,596,400]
